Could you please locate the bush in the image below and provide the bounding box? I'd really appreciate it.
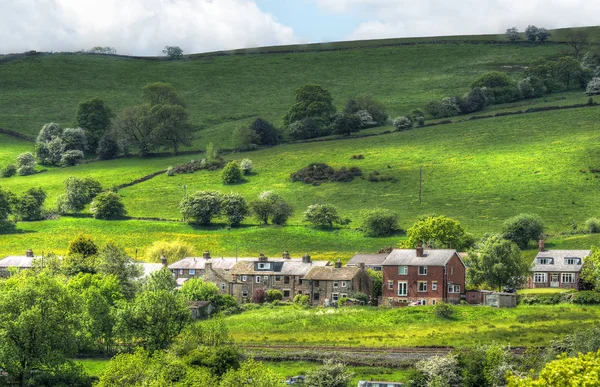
[291,163,361,185]
[367,170,395,182]
[180,191,222,225]
[585,218,600,234]
[433,302,456,319]
[293,294,309,306]
[163,45,183,59]
[460,87,488,113]
[252,288,267,304]
[240,159,253,175]
[62,127,87,152]
[337,297,348,308]
[60,150,85,166]
[57,177,103,214]
[303,203,343,228]
[361,209,399,237]
[586,77,600,95]
[266,289,283,303]
[471,72,520,104]
[286,117,323,140]
[356,110,377,128]
[425,97,461,118]
[393,116,413,131]
[16,188,46,221]
[502,213,545,249]
[332,113,361,136]
[249,118,281,146]
[344,94,388,125]
[518,77,545,99]
[16,152,36,176]
[232,125,259,151]
[1,164,16,178]
[220,193,249,227]
[96,134,120,160]
[221,161,243,185]
[349,292,370,304]
[249,191,293,225]
[144,240,194,263]
[410,109,426,126]
[89,191,127,220]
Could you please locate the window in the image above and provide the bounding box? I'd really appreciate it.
[388,280,394,290]
[432,281,437,291]
[189,269,196,276]
[341,293,347,298]
[448,284,460,293]
[398,281,407,296]
[565,258,580,265]
[333,281,339,288]
[242,290,248,297]
[314,293,320,301]
[275,275,281,282]
[341,281,347,288]
[418,266,427,275]
[242,275,247,282]
[332,293,339,302]
[299,278,303,285]
[313,280,320,287]
[432,299,437,305]
[179,269,183,275]
[533,273,547,283]
[398,266,408,275]
[258,263,271,269]
[562,273,575,283]
[537,258,553,265]
[263,276,269,282]
[221,283,226,291]
[417,299,427,305]
[284,276,290,284]
[418,281,427,292]
[283,290,290,298]
[256,276,261,283]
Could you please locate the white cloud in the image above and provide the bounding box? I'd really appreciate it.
[312,0,600,40]
[0,0,299,55]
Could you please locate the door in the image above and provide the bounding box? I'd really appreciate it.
[550,273,559,288]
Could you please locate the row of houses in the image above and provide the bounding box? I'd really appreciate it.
[0,241,591,306]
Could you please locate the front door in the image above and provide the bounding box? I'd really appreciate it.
[550,274,559,288]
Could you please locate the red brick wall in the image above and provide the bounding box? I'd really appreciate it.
[446,254,466,300]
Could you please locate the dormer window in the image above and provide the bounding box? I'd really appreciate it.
[564,258,581,265]
[537,258,553,265]
[258,263,271,270]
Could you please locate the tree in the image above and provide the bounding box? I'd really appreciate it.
[250,191,293,225]
[62,127,88,152]
[286,117,323,140]
[15,188,46,221]
[467,234,528,291]
[144,239,194,263]
[220,192,249,227]
[240,159,253,175]
[405,215,474,250]
[332,113,361,136]
[36,136,65,166]
[142,82,185,108]
[303,203,342,228]
[537,28,551,43]
[117,290,191,351]
[57,176,103,214]
[249,118,281,145]
[344,94,388,125]
[149,102,192,155]
[179,278,219,301]
[75,99,113,150]
[580,247,600,290]
[96,133,120,160]
[221,161,243,184]
[566,29,590,60]
[471,72,519,104]
[1,163,16,178]
[266,289,283,302]
[16,152,36,176]
[68,234,98,258]
[96,242,143,299]
[36,122,63,143]
[586,77,600,95]
[393,116,413,131]
[361,209,399,237]
[283,83,336,127]
[505,27,521,42]
[525,25,539,42]
[305,359,353,387]
[220,359,281,387]
[180,191,222,225]
[60,149,85,166]
[0,188,15,233]
[502,213,544,249]
[90,191,126,220]
[252,288,267,304]
[367,269,382,300]
[143,268,177,292]
[162,45,184,60]
[461,87,488,113]
[113,105,154,157]
[554,56,584,89]
[232,125,259,150]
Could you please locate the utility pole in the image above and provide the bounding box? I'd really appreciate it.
[419,166,423,204]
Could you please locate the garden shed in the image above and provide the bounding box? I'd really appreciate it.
[484,292,517,308]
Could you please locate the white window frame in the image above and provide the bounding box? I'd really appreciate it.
[537,258,553,265]
[417,299,427,305]
[189,269,196,276]
[418,281,427,292]
[242,275,247,282]
[263,275,269,282]
[221,283,226,290]
[561,273,575,283]
[333,281,339,288]
[448,284,460,293]
[533,273,547,283]
[275,275,281,282]
[341,281,347,288]
[565,258,580,265]
[398,266,408,275]
[388,280,393,290]
[242,290,248,297]
[398,281,407,296]
[432,281,437,291]
[258,263,271,269]
[332,293,339,302]
[256,276,261,283]
[418,266,427,275]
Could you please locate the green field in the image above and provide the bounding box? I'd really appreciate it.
[219,304,600,348]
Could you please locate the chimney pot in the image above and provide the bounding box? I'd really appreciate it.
[259,253,268,262]
[416,244,424,257]
[302,254,311,263]
[203,251,211,259]
[283,251,290,259]
[538,239,545,252]
[160,254,168,267]
[359,262,365,270]
[334,259,342,268]
[25,249,34,258]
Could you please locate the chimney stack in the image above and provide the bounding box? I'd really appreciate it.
[205,261,212,272]
[203,251,211,259]
[416,244,424,257]
[359,262,365,270]
[25,249,34,258]
[160,254,168,267]
[283,251,290,259]
[334,259,342,268]
[539,239,545,252]
[302,253,311,263]
[258,253,268,262]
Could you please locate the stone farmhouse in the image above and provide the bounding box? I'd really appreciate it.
[303,260,373,306]
[528,240,589,290]
[347,253,387,271]
[168,251,242,293]
[0,249,37,277]
[380,245,466,306]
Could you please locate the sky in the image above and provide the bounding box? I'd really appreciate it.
[0,0,599,56]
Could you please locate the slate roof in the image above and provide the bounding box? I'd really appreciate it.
[168,257,252,271]
[230,259,329,276]
[382,249,459,266]
[530,250,590,273]
[0,256,35,268]
[303,266,362,281]
[347,254,387,267]
[140,263,164,278]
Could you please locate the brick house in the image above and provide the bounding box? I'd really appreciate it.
[381,245,465,306]
[229,252,329,302]
[528,240,589,290]
[168,251,245,294]
[347,253,388,271]
[303,260,373,306]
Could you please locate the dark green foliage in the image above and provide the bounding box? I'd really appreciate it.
[303,203,343,228]
[425,97,461,118]
[502,213,545,249]
[471,72,520,104]
[62,127,88,152]
[75,99,113,150]
[90,191,127,220]
[163,46,184,60]
[60,149,85,166]
[27,361,93,387]
[405,215,474,250]
[361,209,400,237]
[393,116,413,130]
[37,122,63,143]
[249,191,293,225]
[0,187,13,221]
[460,87,488,113]
[585,217,600,233]
[36,136,65,166]
[332,113,361,136]
[1,164,16,178]
[143,267,177,292]
[16,187,46,221]
[344,94,388,125]
[180,191,222,225]
[410,108,425,126]
[433,302,456,319]
[266,289,283,302]
[221,161,243,185]
[249,118,281,145]
[525,25,539,42]
[114,104,154,157]
[149,103,193,155]
[220,192,249,227]
[57,176,103,214]
[232,125,259,150]
[67,234,98,258]
[96,241,143,299]
[367,269,382,299]
[96,133,120,160]
[367,170,395,182]
[554,56,585,89]
[283,83,336,127]
[142,82,186,107]
[518,77,546,99]
[16,152,36,176]
[291,163,362,185]
[286,117,324,140]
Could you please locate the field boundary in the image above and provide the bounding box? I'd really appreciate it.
[0,127,35,142]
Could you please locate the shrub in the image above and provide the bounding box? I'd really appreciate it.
[286,117,323,140]
[433,302,456,319]
[180,191,222,225]
[36,122,63,143]
[240,159,253,175]
[367,170,395,182]
[291,163,361,185]
[252,288,267,304]
[90,191,127,220]
[60,150,84,166]
[351,154,364,160]
[506,27,521,42]
[502,213,545,249]
[15,188,46,221]
[96,134,120,160]
[337,297,348,308]
[461,87,488,113]
[349,292,370,304]
[410,109,426,126]
[293,294,309,306]
[57,176,103,214]
[332,113,361,136]
[356,110,377,128]
[585,218,600,234]
[36,136,65,166]
[518,77,545,99]
[16,152,36,176]
[303,203,343,228]
[221,161,243,185]
[283,83,336,127]
[62,127,87,152]
[393,116,413,131]
[471,72,520,104]
[361,209,400,237]
[144,240,194,262]
[344,94,388,125]
[220,193,249,227]
[425,97,460,118]
[266,289,283,303]
[249,118,281,146]
[232,125,259,151]
[586,77,600,95]
[166,166,175,176]
[249,191,293,225]
[1,164,16,178]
